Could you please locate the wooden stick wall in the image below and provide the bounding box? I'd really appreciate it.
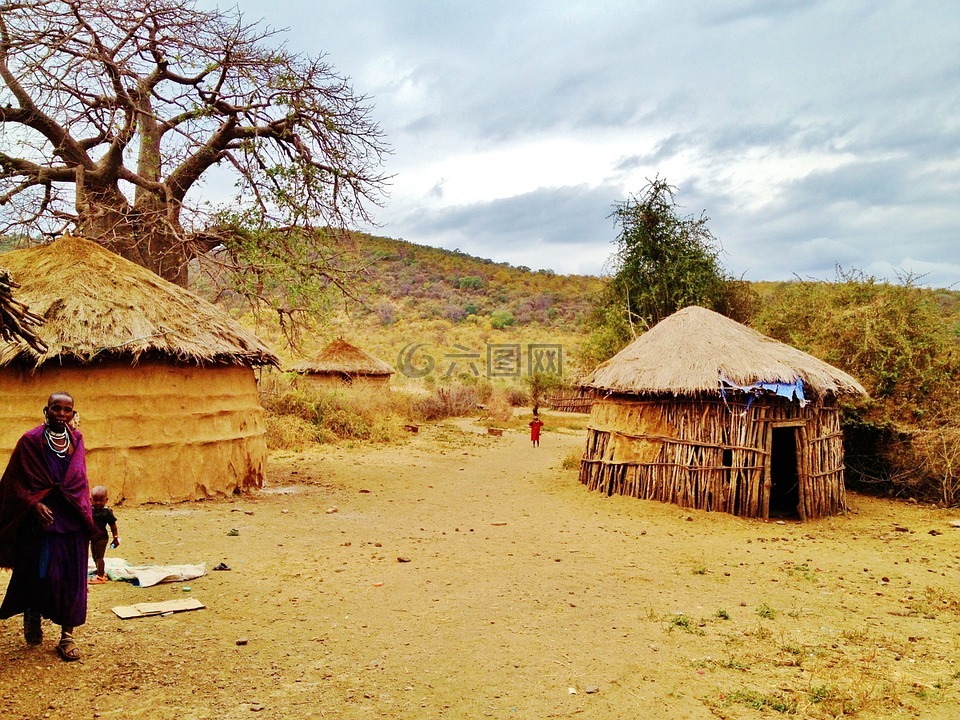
[578,396,847,519]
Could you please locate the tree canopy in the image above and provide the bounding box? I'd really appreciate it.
[583,178,753,365]
[0,0,387,294]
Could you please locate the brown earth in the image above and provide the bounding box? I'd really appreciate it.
[2,415,959,720]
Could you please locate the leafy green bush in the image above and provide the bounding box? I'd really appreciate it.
[490,309,516,329]
[754,271,960,503]
[755,271,958,423]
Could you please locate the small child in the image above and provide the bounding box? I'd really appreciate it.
[89,485,120,584]
[529,414,544,448]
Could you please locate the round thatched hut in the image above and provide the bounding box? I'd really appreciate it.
[579,306,868,520]
[290,338,394,387]
[0,233,280,505]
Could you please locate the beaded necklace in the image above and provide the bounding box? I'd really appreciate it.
[44,427,71,458]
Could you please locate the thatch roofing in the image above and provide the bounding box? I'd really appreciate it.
[0,233,279,368]
[582,305,867,399]
[290,338,394,376]
[0,269,46,353]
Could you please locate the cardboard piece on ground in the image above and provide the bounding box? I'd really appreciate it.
[112,597,205,619]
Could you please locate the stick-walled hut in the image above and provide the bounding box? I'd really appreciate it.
[579,306,867,520]
[290,338,394,387]
[0,233,280,505]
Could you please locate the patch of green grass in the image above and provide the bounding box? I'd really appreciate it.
[725,689,797,714]
[668,613,693,630]
[717,657,749,670]
[808,684,836,703]
[715,609,730,620]
[782,562,818,582]
[666,613,704,634]
[757,603,777,620]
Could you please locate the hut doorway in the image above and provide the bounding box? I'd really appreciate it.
[769,424,801,518]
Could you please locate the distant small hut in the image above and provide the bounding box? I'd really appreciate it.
[290,338,394,387]
[0,233,280,505]
[579,306,868,520]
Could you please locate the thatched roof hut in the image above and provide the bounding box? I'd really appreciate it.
[579,306,867,520]
[0,233,280,504]
[290,338,394,387]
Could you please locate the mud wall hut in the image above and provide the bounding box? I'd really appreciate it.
[290,338,394,388]
[579,306,868,520]
[0,233,279,505]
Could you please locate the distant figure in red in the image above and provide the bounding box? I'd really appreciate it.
[529,415,544,447]
[0,391,95,662]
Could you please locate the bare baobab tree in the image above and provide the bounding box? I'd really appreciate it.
[0,0,388,293]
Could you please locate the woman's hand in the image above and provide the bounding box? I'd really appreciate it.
[35,502,54,526]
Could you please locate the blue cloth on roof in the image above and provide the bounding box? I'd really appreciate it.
[719,376,807,408]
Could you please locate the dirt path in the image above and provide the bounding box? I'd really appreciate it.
[1,417,959,719]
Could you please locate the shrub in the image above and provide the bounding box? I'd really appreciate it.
[264,414,319,450]
[560,449,582,470]
[754,271,960,504]
[754,271,959,425]
[260,375,412,446]
[490,309,516,329]
[411,385,480,421]
[504,386,529,407]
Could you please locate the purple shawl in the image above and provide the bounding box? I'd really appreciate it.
[0,425,96,568]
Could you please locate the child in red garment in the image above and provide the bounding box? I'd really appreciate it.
[529,415,544,447]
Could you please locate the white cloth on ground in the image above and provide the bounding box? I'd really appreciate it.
[88,557,206,587]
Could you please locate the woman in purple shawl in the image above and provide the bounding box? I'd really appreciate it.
[0,391,96,662]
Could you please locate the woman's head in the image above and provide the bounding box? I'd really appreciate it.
[44,391,75,431]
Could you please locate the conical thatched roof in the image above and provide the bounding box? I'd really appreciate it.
[290,338,394,376]
[0,233,279,368]
[582,305,867,399]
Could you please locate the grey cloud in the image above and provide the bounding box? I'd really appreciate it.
[200,0,960,288]
[404,184,615,240]
[394,185,619,270]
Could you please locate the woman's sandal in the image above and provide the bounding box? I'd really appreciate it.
[56,634,80,662]
[23,609,42,646]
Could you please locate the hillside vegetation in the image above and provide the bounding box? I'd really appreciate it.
[221,233,606,385]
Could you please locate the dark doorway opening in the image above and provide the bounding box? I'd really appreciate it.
[770,427,800,518]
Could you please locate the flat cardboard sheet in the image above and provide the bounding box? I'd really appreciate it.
[112,597,205,619]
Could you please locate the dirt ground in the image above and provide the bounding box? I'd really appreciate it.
[2,415,959,720]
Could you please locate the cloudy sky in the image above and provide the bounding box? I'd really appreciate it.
[211,0,959,288]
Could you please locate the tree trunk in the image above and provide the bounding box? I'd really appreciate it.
[76,185,189,287]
